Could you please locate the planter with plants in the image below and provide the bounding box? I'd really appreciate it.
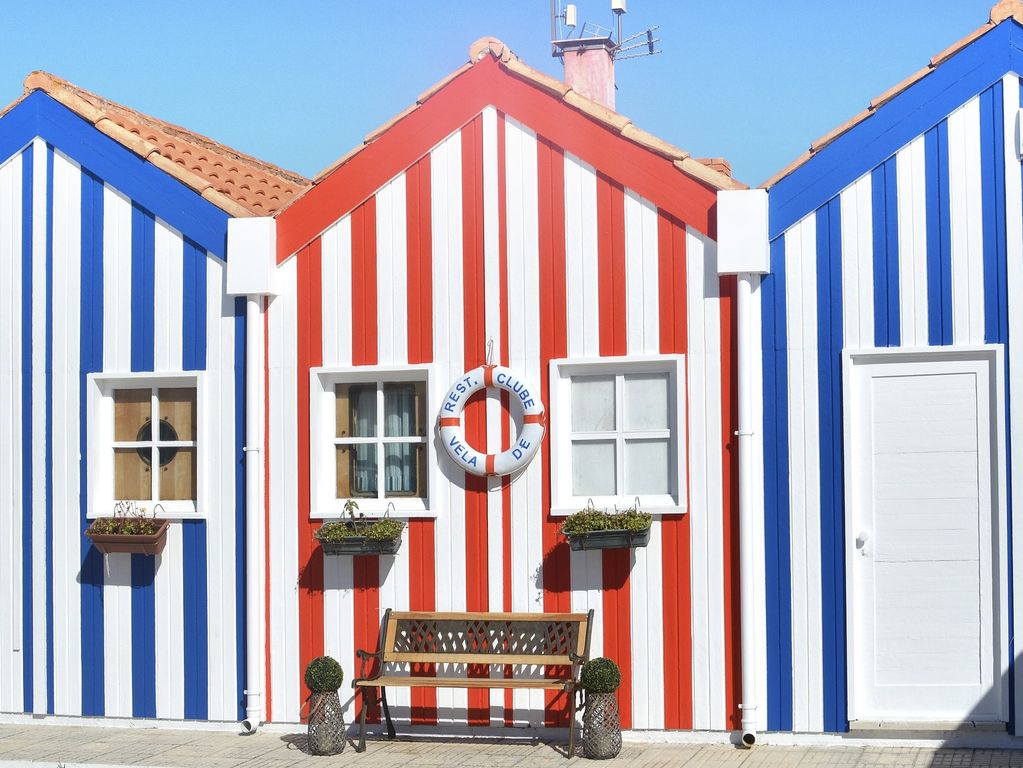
[314,500,406,556]
[304,655,346,755]
[85,501,169,556]
[580,657,623,760]
[560,500,652,551]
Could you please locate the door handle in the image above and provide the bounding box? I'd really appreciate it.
[855,531,869,556]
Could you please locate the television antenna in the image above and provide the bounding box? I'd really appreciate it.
[550,0,661,61]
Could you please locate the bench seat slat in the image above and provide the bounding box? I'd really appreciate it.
[354,676,573,690]
[383,652,574,665]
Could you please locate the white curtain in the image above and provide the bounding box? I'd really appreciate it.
[384,385,416,494]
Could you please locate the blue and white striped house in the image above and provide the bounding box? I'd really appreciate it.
[0,71,307,724]
[719,0,1023,738]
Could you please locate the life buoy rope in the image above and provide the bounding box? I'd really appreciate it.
[438,364,545,477]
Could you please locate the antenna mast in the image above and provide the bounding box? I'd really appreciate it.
[550,0,661,62]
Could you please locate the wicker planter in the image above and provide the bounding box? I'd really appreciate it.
[307,690,346,755]
[318,535,402,556]
[582,691,622,759]
[85,519,170,556]
[566,527,651,552]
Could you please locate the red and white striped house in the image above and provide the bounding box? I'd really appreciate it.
[251,36,748,733]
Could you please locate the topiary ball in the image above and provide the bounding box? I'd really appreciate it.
[580,657,621,693]
[304,655,345,693]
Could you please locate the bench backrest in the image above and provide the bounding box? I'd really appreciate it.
[379,610,593,667]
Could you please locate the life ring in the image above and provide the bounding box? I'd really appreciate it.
[438,365,545,477]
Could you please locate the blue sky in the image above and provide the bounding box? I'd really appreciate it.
[0,1,998,186]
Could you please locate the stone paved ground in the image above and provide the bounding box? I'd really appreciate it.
[0,725,1022,768]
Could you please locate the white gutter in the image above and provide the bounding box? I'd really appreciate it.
[241,295,266,733]
[715,189,769,748]
[736,273,758,747]
[226,218,276,734]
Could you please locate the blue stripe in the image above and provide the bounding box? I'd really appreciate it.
[234,296,247,721]
[871,159,900,347]
[181,242,208,720]
[20,144,33,714]
[182,521,209,720]
[0,91,229,256]
[130,554,156,718]
[762,238,793,731]
[981,82,1008,346]
[182,239,207,372]
[816,200,847,733]
[44,144,54,716]
[130,204,155,373]
[79,169,105,716]
[925,122,953,346]
[129,200,156,718]
[769,20,1023,237]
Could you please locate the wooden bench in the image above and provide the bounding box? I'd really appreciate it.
[352,609,594,754]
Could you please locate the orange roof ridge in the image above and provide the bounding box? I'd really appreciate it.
[20,71,310,216]
[306,35,745,197]
[762,3,1018,189]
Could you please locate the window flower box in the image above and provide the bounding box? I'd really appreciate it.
[560,500,652,552]
[85,502,169,556]
[314,500,405,557]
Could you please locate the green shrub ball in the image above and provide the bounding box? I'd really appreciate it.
[304,655,345,693]
[580,657,621,693]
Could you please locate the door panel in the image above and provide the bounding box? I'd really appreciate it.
[845,350,1005,723]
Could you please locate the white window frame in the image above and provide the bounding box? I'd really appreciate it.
[549,354,687,516]
[310,364,435,519]
[86,372,205,519]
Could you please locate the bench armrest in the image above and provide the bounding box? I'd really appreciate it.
[355,649,384,680]
[569,652,587,665]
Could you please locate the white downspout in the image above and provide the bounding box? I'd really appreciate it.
[736,273,758,747]
[241,295,266,733]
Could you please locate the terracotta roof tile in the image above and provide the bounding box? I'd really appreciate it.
[763,2,1020,189]
[307,36,745,193]
[20,71,310,216]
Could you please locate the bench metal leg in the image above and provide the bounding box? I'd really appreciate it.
[568,688,578,758]
[380,687,396,740]
[356,687,372,753]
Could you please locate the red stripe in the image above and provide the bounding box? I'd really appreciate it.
[523,414,543,424]
[597,175,627,357]
[601,550,632,728]
[275,56,716,261]
[438,417,460,427]
[296,238,324,721]
[485,454,495,475]
[405,154,438,724]
[720,275,742,729]
[537,136,571,728]
[263,298,273,723]
[350,198,381,724]
[461,117,491,726]
[497,111,514,727]
[658,211,693,729]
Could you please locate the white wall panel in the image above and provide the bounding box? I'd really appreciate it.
[896,136,929,347]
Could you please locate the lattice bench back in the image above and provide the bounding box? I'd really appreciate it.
[380,610,592,667]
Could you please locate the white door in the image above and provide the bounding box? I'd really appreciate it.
[844,348,1006,723]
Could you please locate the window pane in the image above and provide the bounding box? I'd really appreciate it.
[159,447,197,501]
[624,373,669,431]
[114,389,151,442]
[571,376,615,432]
[114,447,152,500]
[384,381,425,437]
[624,439,670,495]
[159,388,196,441]
[336,383,377,438]
[336,444,378,498]
[572,440,616,496]
[384,443,426,498]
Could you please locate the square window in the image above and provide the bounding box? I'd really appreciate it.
[550,356,685,515]
[313,366,433,518]
[89,373,203,519]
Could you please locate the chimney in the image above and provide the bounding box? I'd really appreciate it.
[557,38,617,110]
